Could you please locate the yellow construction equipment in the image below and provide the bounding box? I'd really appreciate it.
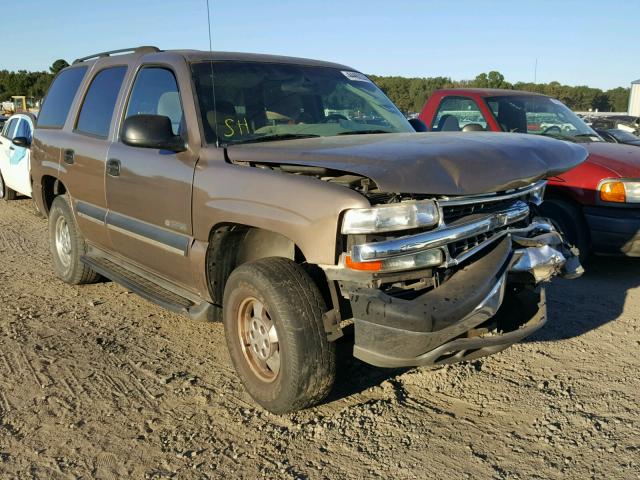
[2,96,38,114]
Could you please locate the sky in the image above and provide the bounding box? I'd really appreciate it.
[2,0,637,90]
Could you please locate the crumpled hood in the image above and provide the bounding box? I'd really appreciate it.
[226,132,588,195]
[583,142,640,178]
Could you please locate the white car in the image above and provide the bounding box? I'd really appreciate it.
[0,113,35,200]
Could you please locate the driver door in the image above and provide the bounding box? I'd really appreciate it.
[105,66,197,288]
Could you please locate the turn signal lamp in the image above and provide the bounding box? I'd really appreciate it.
[599,181,626,203]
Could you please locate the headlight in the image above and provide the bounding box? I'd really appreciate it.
[341,200,439,234]
[599,180,640,203]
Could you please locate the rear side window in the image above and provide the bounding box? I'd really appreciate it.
[76,66,127,138]
[125,67,183,135]
[2,118,18,138]
[15,119,32,140]
[432,97,487,131]
[37,66,88,129]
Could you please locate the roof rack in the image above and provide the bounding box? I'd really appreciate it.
[73,46,160,64]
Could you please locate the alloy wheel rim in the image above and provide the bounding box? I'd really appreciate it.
[237,297,280,382]
[55,216,72,269]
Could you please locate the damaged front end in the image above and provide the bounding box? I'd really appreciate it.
[322,180,583,368]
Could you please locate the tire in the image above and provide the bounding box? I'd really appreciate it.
[223,257,336,413]
[0,172,17,201]
[48,195,101,285]
[539,198,590,262]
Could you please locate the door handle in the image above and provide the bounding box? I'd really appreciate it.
[106,158,121,177]
[9,146,14,151]
[63,149,75,165]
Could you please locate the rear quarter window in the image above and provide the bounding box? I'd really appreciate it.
[2,118,19,138]
[37,66,88,129]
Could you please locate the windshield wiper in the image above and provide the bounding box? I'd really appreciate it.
[538,132,574,141]
[231,133,320,145]
[573,133,600,141]
[337,129,390,136]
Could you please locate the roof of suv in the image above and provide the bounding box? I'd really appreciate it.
[434,88,547,97]
[73,46,353,71]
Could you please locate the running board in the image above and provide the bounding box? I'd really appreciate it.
[81,252,218,322]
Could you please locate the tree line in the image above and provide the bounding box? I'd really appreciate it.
[0,61,630,116]
[369,71,631,114]
[0,60,68,103]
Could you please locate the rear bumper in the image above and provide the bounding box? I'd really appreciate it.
[348,228,572,368]
[584,206,640,257]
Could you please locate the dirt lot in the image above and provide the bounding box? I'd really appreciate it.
[0,198,638,479]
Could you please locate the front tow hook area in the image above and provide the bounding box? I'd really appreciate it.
[510,218,584,281]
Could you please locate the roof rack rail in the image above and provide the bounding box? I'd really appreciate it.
[73,46,160,64]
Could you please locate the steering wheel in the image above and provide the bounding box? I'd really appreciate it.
[542,125,562,135]
[323,113,349,123]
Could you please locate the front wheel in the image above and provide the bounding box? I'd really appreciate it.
[223,257,336,413]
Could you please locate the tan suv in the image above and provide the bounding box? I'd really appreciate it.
[31,47,587,413]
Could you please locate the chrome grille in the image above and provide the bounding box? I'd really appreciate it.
[442,197,526,222]
[350,181,546,265]
[446,219,528,258]
[440,198,534,260]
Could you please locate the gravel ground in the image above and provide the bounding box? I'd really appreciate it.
[0,198,638,479]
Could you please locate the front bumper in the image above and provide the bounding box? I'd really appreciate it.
[584,205,640,257]
[347,225,576,368]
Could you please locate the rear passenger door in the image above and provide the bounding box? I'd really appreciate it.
[61,65,128,249]
[105,66,197,288]
[0,118,19,180]
[7,117,33,195]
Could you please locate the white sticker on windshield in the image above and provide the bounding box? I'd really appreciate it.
[549,98,564,105]
[341,71,372,83]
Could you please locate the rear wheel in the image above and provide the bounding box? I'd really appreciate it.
[48,195,100,284]
[223,257,335,413]
[0,172,16,201]
[539,198,590,262]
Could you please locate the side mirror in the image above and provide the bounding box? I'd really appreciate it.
[122,114,186,152]
[12,136,31,148]
[408,118,428,132]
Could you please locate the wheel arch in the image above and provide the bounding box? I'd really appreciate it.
[204,223,332,308]
[40,175,67,216]
[540,189,592,257]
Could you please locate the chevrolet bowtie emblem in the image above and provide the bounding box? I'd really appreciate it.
[490,212,509,229]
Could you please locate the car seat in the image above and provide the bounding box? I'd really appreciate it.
[497,101,527,133]
[157,92,183,135]
[205,100,238,140]
[462,123,484,132]
[437,114,461,131]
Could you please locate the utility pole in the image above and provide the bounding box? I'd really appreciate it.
[534,58,538,84]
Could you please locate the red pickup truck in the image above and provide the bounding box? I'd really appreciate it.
[419,89,640,258]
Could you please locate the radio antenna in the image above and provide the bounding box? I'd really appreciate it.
[206,0,220,147]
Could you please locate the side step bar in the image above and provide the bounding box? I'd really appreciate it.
[81,252,219,322]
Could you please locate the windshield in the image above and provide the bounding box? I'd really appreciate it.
[486,95,601,142]
[191,61,413,144]
[610,129,640,142]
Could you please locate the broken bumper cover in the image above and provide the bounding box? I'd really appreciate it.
[350,225,577,368]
